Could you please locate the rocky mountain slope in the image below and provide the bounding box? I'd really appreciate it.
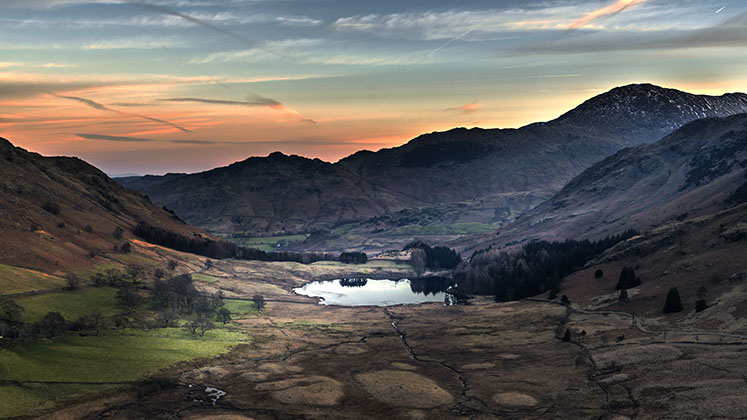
[465,113,747,253]
[119,84,747,251]
[0,138,209,272]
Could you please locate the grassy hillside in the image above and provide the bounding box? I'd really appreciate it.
[0,137,210,274]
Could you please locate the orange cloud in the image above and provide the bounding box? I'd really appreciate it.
[445,102,480,115]
[568,0,648,31]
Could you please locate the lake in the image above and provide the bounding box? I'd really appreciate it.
[293,277,454,306]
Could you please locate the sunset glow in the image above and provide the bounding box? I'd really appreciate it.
[1,0,745,174]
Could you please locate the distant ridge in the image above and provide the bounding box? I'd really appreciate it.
[118,84,747,252]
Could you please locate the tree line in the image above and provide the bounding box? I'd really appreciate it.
[404,241,461,270]
[133,221,348,264]
[454,230,638,301]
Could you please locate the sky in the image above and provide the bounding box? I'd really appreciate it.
[0,0,745,175]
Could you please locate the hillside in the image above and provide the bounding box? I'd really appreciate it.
[466,113,747,252]
[120,84,747,252]
[0,138,209,273]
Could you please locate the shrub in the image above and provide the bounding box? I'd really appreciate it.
[339,251,368,264]
[594,269,604,279]
[138,376,178,398]
[42,200,60,215]
[695,299,708,312]
[618,288,629,303]
[252,294,266,311]
[113,226,124,239]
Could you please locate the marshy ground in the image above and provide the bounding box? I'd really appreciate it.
[32,256,747,420]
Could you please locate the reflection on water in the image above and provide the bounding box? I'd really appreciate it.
[339,278,368,288]
[293,277,454,306]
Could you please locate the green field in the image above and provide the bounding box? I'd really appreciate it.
[191,273,219,283]
[0,264,66,295]
[15,287,121,323]
[0,383,104,419]
[0,328,249,418]
[226,234,308,251]
[223,299,258,318]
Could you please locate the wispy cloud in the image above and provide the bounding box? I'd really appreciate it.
[518,12,747,54]
[191,38,322,63]
[51,93,191,132]
[124,1,255,43]
[76,133,218,144]
[445,102,480,115]
[565,0,648,33]
[275,16,322,27]
[123,1,288,58]
[160,94,283,109]
[159,94,315,123]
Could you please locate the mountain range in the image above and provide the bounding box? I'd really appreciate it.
[117,83,747,252]
[461,112,747,253]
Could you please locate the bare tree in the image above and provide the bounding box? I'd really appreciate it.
[217,308,231,325]
[65,273,81,290]
[197,317,215,337]
[156,311,178,328]
[88,309,105,335]
[410,248,426,278]
[0,296,24,322]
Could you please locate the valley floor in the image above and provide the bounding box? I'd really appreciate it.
[29,258,747,420]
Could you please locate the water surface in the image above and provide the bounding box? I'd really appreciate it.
[293,278,453,306]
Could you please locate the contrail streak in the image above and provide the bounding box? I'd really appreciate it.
[126,1,254,44]
[125,1,288,59]
[50,93,191,133]
[716,6,726,14]
[427,29,474,59]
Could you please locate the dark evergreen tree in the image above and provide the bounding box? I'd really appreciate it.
[663,287,684,313]
[594,269,604,279]
[616,267,641,290]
